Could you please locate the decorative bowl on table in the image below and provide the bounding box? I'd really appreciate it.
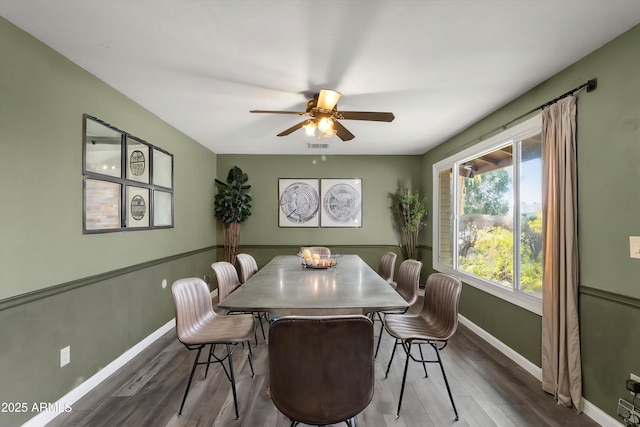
[297,248,342,269]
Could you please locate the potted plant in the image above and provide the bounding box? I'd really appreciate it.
[391,182,427,260]
[214,166,252,264]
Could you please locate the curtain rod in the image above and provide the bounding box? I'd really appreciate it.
[478,78,597,140]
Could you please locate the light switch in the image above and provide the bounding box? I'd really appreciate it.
[630,237,640,259]
[60,346,70,367]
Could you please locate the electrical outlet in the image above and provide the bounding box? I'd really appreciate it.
[630,237,640,259]
[60,346,70,367]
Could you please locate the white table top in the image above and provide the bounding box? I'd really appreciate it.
[217,255,409,316]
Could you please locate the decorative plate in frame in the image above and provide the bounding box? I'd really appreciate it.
[126,186,150,228]
[321,178,362,227]
[278,179,320,227]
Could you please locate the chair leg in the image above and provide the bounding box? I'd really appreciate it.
[395,341,412,419]
[227,343,240,419]
[247,341,255,377]
[384,338,399,378]
[417,343,428,378]
[204,343,216,379]
[257,312,266,340]
[432,343,459,421]
[249,312,263,345]
[374,312,385,359]
[178,346,203,416]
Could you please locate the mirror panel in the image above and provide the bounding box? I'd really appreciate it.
[84,179,121,230]
[84,118,122,178]
[153,149,173,188]
[153,190,173,226]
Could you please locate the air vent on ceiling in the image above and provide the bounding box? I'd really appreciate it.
[308,143,329,149]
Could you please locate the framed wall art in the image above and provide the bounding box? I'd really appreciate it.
[278,178,320,227]
[126,186,150,228]
[320,178,362,227]
[126,136,150,184]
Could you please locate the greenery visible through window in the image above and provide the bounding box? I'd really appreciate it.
[433,116,543,311]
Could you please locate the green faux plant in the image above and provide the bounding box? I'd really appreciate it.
[214,166,252,223]
[391,183,427,260]
[214,166,251,263]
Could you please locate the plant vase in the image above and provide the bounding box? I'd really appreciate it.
[223,222,241,265]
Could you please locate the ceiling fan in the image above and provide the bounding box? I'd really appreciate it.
[250,89,395,141]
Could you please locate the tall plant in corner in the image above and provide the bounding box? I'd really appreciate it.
[214,166,252,264]
[391,182,427,260]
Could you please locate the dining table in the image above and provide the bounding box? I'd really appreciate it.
[217,254,409,316]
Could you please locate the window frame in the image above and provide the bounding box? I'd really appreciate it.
[432,115,543,315]
[82,114,174,234]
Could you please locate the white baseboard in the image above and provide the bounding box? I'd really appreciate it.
[458,315,542,380]
[458,315,623,427]
[23,319,175,427]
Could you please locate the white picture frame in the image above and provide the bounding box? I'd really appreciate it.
[320,178,362,228]
[278,178,320,227]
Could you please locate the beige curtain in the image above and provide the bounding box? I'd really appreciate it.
[541,96,583,411]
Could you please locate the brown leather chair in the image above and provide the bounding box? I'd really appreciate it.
[373,259,422,358]
[211,261,242,303]
[235,253,267,339]
[268,316,374,427]
[383,273,462,420]
[171,277,256,419]
[236,253,259,284]
[213,260,264,343]
[377,251,397,286]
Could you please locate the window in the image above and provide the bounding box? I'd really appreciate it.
[83,115,174,233]
[433,116,542,313]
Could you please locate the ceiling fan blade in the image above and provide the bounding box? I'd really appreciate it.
[250,110,307,115]
[317,89,342,111]
[277,120,310,137]
[333,120,355,141]
[338,111,395,122]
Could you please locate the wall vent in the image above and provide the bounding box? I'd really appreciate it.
[308,143,329,149]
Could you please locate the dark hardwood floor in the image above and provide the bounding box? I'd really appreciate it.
[47,316,598,427]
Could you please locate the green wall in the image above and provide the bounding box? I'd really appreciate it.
[217,154,423,247]
[421,23,640,420]
[0,16,217,426]
[215,155,423,280]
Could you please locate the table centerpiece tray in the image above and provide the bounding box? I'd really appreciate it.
[297,253,343,269]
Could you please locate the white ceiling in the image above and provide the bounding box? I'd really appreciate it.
[2,0,640,155]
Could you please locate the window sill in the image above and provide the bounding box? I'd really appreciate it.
[433,262,542,316]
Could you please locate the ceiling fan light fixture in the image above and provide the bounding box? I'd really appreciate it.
[250,88,393,141]
[316,89,341,111]
[317,117,335,138]
[318,117,333,133]
[304,120,317,136]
